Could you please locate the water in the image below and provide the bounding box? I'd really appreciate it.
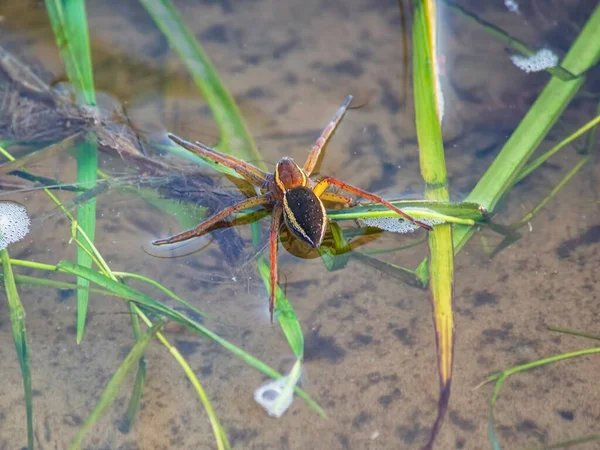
[0,1,599,448]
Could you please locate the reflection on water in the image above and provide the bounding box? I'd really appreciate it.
[0,0,599,448]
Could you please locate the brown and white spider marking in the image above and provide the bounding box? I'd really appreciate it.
[153,95,432,321]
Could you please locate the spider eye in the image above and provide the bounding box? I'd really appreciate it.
[282,187,326,248]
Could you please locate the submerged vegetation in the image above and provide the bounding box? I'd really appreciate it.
[0,0,598,449]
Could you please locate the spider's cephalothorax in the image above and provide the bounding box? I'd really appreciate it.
[154,95,432,322]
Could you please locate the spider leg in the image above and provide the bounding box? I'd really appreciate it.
[303,95,353,176]
[319,191,355,206]
[168,133,268,187]
[268,204,283,323]
[152,194,272,246]
[314,177,433,231]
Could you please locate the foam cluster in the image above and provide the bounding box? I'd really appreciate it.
[504,0,520,14]
[360,216,444,234]
[511,49,558,73]
[254,360,302,418]
[0,202,31,250]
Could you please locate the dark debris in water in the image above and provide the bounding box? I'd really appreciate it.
[556,224,600,259]
[304,326,346,364]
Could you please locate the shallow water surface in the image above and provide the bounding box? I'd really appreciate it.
[0,1,599,449]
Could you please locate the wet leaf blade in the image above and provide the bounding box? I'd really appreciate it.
[75,137,98,343]
[56,260,324,416]
[412,1,454,448]
[44,0,96,104]
[1,249,33,450]
[453,4,600,251]
[45,0,99,344]
[68,322,161,450]
[123,358,146,432]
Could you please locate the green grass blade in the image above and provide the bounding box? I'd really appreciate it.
[319,223,352,271]
[74,137,98,343]
[453,4,600,250]
[68,322,161,450]
[123,357,146,432]
[256,255,304,358]
[516,114,600,182]
[44,0,96,104]
[485,347,600,449]
[413,2,454,449]
[138,0,259,161]
[141,0,303,359]
[327,200,487,222]
[45,0,99,343]
[1,249,33,450]
[56,260,324,416]
[112,271,207,318]
[442,1,576,81]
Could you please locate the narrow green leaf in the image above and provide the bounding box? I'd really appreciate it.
[75,137,98,343]
[45,0,99,343]
[412,1,454,449]
[56,260,324,416]
[44,0,96,103]
[327,200,487,222]
[123,358,146,432]
[69,322,161,449]
[1,249,33,450]
[453,4,600,251]
[319,223,352,271]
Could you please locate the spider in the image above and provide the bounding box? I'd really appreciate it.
[153,95,432,321]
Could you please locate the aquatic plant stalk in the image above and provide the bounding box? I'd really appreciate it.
[483,347,600,449]
[453,4,600,252]
[1,249,33,450]
[44,0,98,344]
[413,1,454,448]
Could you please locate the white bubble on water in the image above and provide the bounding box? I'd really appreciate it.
[360,216,444,234]
[0,202,31,250]
[511,49,558,73]
[505,0,520,14]
[254,359,302,418]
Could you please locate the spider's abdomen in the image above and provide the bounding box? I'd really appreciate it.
[282,186,327,248]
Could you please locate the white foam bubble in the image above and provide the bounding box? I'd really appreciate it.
[360,216,444,233]
[511,49,558,73]
[254,360,302,418]
[505,0,520,14]
[0,202,31,250]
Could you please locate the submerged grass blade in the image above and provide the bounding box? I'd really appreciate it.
[138,0,260,162]
[413,1,454,448]
[484,347,600,449]
[75,137,98,343]
[69,322,162,450]
[1,249,33,450]
[56,260,324,416]
[123,357,146,432]
[45,0,99,343]
[140,0,303,359]
[453,4,600,250]
[44,0,96,104]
